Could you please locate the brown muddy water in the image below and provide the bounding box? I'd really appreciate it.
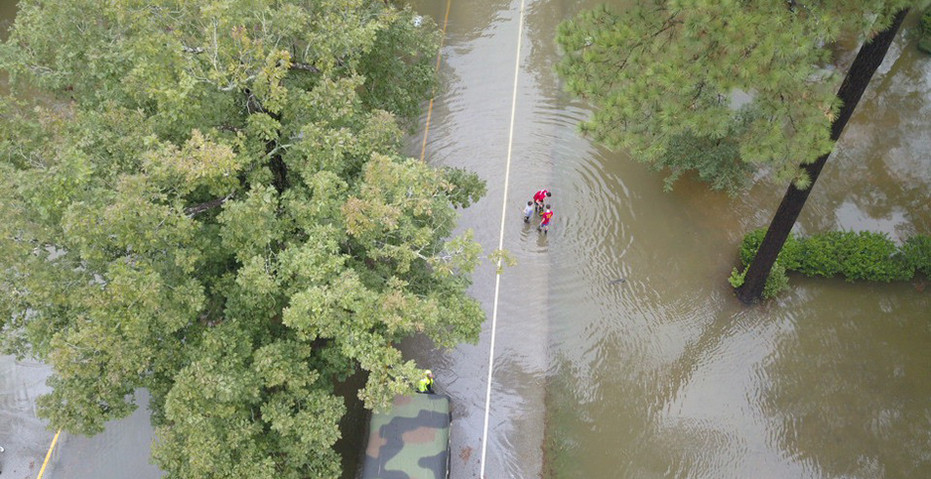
[402,0,931,478]
[1,1,929,478]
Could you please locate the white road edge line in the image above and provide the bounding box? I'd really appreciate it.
[479,0,526,476]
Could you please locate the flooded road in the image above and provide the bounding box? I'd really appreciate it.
[1,0,928,478]
[404,0,931,478]
[0,354,162,479]
[0,356,52,478]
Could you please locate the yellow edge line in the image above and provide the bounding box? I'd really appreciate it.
[419,0,452,162]
[36,428,62,479]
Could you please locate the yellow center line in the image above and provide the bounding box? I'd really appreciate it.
[36,428,62,479]
[419,0,452,162]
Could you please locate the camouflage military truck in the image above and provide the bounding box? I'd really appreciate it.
[361,393,450,479]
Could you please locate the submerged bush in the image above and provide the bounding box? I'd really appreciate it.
[739,228,802,270]
[763,262,790,299]
[738,229,928,288]
[729,261,789,299]
[920,9,931,54]
[838,232,911,281]
[903,235,931,277]
[797,231,845,278]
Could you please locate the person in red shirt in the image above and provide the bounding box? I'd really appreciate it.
[539,205,554,234]
[533,189,551,214]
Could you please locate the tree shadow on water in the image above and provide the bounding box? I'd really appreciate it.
[759,305,931,478]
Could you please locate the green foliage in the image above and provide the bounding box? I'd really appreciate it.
[556,0,911,192]
[739,229,925,286]
[798,231,910,281]
[919,8,931,54]
[902,235,931,277]
[762,262,790,300]
[728,264,788,299]
[738,228,802,270]
[796,232,846,278]
[443,166,488,209]
[658,134,750,194]
[836,233,910,281]
[488,249,518,274]
[0,1,484,478]
[728,267,746,289]
[357,8,440,127]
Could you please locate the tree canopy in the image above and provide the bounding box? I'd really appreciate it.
[0,1,486,477]
[556,0,913,192]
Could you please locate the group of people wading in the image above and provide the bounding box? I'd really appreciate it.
[416,188,553,394]
[418,189,555,396]
[523,188,553,234]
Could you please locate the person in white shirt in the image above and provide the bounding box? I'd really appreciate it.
[522,201,534,223]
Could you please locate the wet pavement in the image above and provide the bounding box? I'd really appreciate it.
[1,1,929,478]
[0,355,162,479]
[0,356,52,479]
[404,1,931,478]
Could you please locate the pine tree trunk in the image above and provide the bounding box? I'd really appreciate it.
[736,9,908,304]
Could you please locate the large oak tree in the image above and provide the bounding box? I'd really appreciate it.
[0,1,485,477]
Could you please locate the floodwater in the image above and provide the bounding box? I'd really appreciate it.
[0,354,162,479]
[0,355,52,478]
[1,1,928,479]
[403,1,931,478]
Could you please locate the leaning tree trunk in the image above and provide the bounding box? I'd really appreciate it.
[736,9,909,304]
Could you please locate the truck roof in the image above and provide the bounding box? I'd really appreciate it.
[361,393,450,479]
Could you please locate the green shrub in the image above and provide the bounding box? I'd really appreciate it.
[837,231,911,281]
[728,266,746,288]
[738,227,801,270]
[778,234,803,271]
[920,9,931,54]
[797,231,845,277]
[763,261,789,299]
[736,229,929,293]
[727,262,789,299]
[903,235,931,277]
[739,228,766,266]
[922,9,931,36]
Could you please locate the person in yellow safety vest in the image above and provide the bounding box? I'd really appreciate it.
[417,369,435,394]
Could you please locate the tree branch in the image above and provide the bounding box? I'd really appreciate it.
[289,62,320,73]
[184,194,234,217]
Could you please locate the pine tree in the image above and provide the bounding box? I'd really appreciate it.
[556,0,912,192]
[736,8,909,303]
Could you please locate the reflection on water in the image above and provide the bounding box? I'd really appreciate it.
[1,0,927,477]
[0,356,53,478]
[45,390,163,479]
[408,0,931,478]
[761,284,931,478]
